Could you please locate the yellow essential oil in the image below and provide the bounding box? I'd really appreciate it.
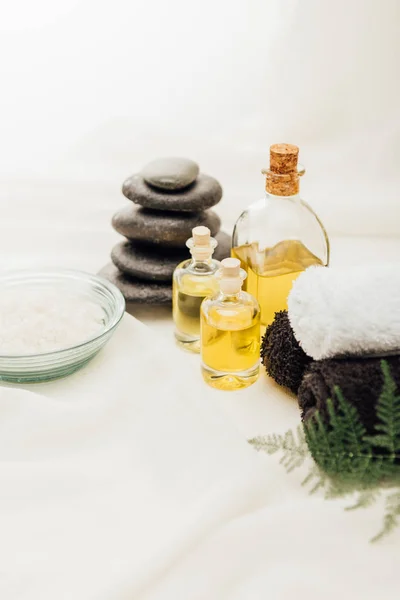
[172,226,220,353]
[232,239,323,331]
[173,271,219,352]
[231,144,329,333]
[201,258,260,391]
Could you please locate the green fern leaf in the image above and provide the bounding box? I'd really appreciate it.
[364,360,400,456]
[304,411,338,473]
[345,489,380,511]
[371,490,400,543]
[248,362,400,542]
[249,426,309,469]
[333,386,369,454]
[304,389,373,481]
[248,433,282,454]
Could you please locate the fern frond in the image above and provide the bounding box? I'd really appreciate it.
[333,386,368,454]
[248,362,400,542]
[248,433,284,454]
[364,360,400,456]
[303,412,337,472]
[309,477,326,494]
[371,489,400,543]
[249,426,308,469]
[301,465,320,488]
[345,489,380,511]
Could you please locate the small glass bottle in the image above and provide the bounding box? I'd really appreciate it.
[232,143,329,333]
[173,226,220,352]
[200,257,260,391]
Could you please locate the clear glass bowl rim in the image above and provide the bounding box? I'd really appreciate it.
[0,268,125,359]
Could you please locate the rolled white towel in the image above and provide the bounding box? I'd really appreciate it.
[287,264,400,360]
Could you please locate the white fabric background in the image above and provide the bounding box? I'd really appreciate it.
[0,2,400,597]
[1,314,399,600]
[0,0,399,242]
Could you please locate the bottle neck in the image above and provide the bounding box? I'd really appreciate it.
[218,290,242,302]
[265,175,299,196]
[189,255,213,270]
[265,189,300,201]
[263,164,305,197]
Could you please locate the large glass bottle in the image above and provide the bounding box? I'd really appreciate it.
[232,143,329,332]
[173,226,220,353]
[201,258,260,391]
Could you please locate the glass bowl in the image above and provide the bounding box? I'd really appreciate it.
[0,269,125,383]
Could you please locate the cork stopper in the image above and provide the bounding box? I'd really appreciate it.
[221,257,241,278]
[186,226,217,260]
[218,258,246,294]
[270,144,299,174]
[264,143,302,196]
[192,226,210,246]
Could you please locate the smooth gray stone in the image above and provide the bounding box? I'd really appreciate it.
[111,241,185,282]
[213,231,231,262]
[99,264,172,304]
[112,205,221,248]
[142,157,199,191]
[122,173,223,212]
[110,231,232,282]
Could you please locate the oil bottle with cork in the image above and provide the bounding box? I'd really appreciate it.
[232,143,329,332]
[200,257,260,391]
[173,226,221,352]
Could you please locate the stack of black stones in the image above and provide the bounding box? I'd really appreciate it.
[100,157,230,304]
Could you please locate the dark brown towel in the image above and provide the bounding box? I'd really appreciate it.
[299,356,400,434]
[261,311,400,435]
[261,310,312,394]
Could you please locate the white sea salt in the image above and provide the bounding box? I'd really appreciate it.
[0,287,105,355]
